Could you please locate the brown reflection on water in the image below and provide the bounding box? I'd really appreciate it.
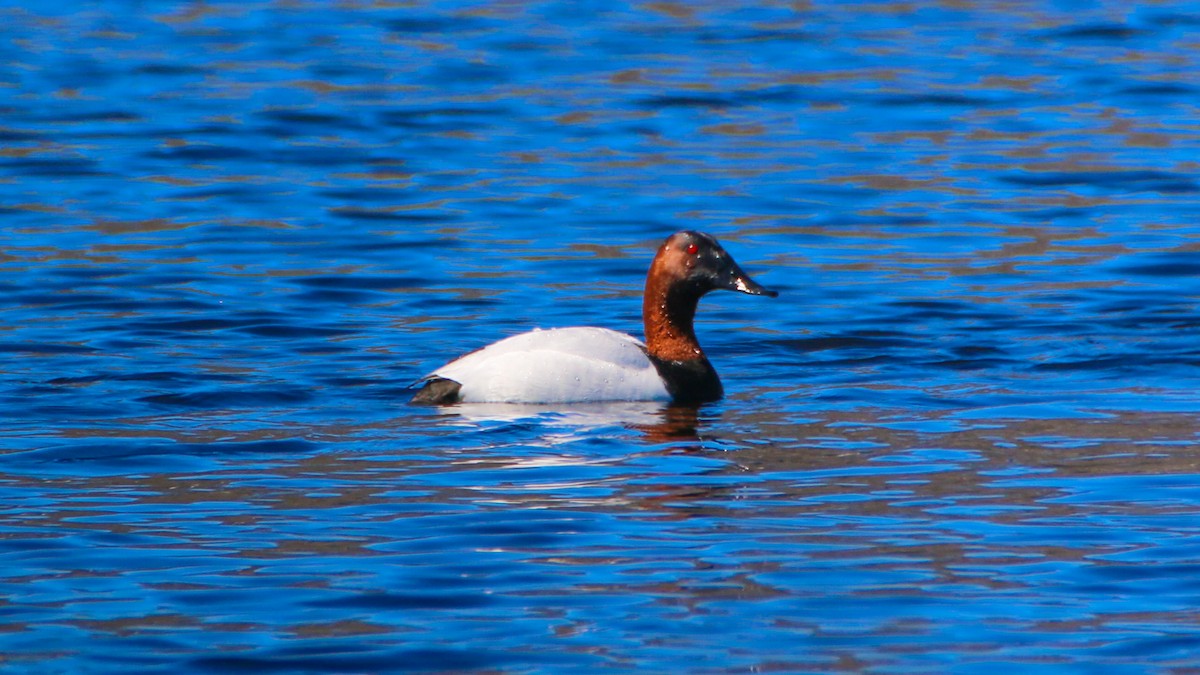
[3,403,1198,647]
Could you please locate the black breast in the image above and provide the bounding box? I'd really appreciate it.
[648,356,723,404]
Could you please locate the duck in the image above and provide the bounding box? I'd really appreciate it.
[410,230,777,405]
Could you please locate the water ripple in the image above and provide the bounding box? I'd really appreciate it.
[2,0,1200,671]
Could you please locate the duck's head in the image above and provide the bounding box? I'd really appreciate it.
[650,230,778,300]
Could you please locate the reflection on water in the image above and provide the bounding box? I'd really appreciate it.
[6,409,1200,670]
[2,0,1200,671]
[435,401,702,443]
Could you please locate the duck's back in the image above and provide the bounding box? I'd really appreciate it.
[420,326,670,403]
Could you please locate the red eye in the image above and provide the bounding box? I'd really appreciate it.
[686,243,699,255]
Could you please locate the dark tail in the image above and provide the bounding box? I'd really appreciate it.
[409,377,463,405]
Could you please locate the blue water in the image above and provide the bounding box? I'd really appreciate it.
[3,1,1200,671]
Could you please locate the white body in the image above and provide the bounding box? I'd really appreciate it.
[425,327,671,403]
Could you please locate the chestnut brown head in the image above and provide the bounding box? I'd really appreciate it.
[649,231,777,300]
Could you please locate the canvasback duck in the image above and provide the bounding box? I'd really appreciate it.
[410,230,777,405]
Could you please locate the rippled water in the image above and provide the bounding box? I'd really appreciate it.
[3,1,1200,671]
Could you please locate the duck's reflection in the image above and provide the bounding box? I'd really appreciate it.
[416,401,710,510]
[426,400,703,443]
[629,404,701,442]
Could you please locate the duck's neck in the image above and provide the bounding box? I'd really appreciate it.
[642,276,706,363]
[642,277,723,402]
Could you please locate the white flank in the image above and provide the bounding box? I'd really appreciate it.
[427,327,671,403]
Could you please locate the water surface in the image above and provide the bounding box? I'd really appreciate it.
[2,1,1200,671]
